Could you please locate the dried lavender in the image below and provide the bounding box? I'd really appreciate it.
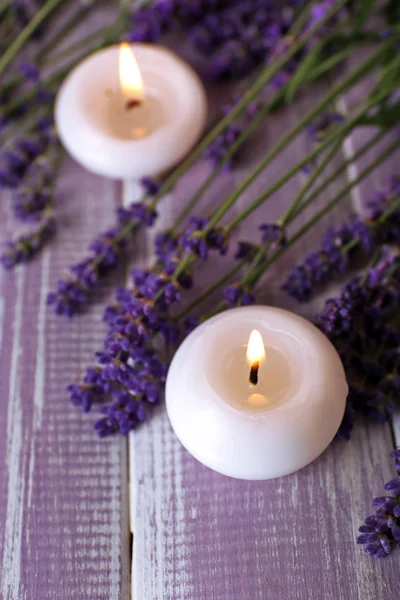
[357,449,400,558]
[128,0,306,81]
[68,264,185,435]
[47,201,157,317]
[178,215,230,260]
[223,223,286,306]
[283,177,400,302]
[11,143,58,221]
[67,207,239,435]
[204,99,261,168]
[316,251,400,437]
[0,215,56,268]
[0,128,51,188]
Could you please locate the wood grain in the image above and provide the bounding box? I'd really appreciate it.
[0,160,130,599]
[0,25,398,600]
[128,86,400,599]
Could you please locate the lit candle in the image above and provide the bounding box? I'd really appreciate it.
[55,43,207,179]
[166,306,348,480]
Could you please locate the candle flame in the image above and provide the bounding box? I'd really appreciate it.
[246,329,266,366]
[119,43,145,102]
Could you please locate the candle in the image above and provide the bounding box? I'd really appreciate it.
[55,43,207,179]
[166,306,348,480]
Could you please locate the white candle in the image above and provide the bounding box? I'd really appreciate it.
[55,43,207,179]
[166,306,348,480]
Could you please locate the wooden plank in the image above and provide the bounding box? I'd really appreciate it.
[0,159,130,599]
[129,86,399,598]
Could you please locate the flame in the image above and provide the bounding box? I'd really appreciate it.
[246,329,266,366]
[119,43,145,101]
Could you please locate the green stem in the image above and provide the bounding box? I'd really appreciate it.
[1,38,112,119]
[290,127,386,221]
[150,0,353,204]
[169,88,286,234]
[36,3,100,61]
[218,41,397,233]
[0,0,65,76]
[41,16,123,66]
[249,138,400,285]
[0,105,51,145]
[280,136,345,226]
[0,1,11,22]
[176,258,248,319]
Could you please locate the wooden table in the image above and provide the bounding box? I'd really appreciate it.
[0,40,399,600]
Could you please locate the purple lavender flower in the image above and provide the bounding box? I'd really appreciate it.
[11,149,56,221]
[316,252,400,433]
[0,132,50,188]
[259,223,286,247]
[12,1,47,36]
[178,215,229,259]
[204,100,261,168]
[357,450,400,558]
[68,260,187,436]
[302,111,344,171]
[1,215,56,268]
[140,176,161,196]
[155,230,178,260]
[307,112,345,145]
[128,1,306,81]
[47,202,157,317]
[235,241,257,260]
[391,449,400,473]
[223,284,255,307]
[283,177,400,302]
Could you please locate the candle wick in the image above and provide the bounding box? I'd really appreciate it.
[249,361,259,386]
[125,98,142,110]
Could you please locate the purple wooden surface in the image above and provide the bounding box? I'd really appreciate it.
[0,164,130,599]
[0,26,398,600]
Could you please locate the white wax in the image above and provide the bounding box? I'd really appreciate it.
[55,44,207,179]
[166,306,348,480]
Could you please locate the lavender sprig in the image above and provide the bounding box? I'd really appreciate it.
[0,214,56,268]
[67,209,236,436]
[357,449,400,558]
[283,177,400,302]
[11,143,59,221]
[0,126,52,188]
[128,0,307,81]
[316,251,400,437]
[47,201,157,317]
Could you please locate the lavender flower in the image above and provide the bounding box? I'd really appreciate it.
[128,1,305,81]
[0,131,50,188]
[1,215,56,268]
[316,252,400,435]
[283,178,400,302]
[140,176,161,196]
[223,284,255,307]
[302,111,344,172]
[204,100,261,168]
[178,215,229,259]
[307,112,345,145]
[357,450,400,558]
[391,449,400,473]
[68,258,190,436]
[11,147,57,221]
[11,1,46,36]
[47,202,157,317]
[220,223,285,307]
[68,204,243,435]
